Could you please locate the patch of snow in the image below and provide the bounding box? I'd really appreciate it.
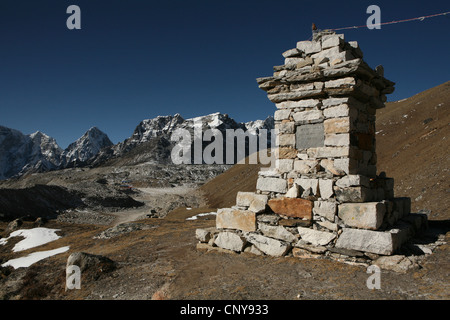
[1,246,70,269]
[208,115,223,128]
[0,228,62,252]
[186,212,217,220]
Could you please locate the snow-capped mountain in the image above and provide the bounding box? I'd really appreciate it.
[0,112,274,180]
[20,131,64,174]
[0,127,65,180]
[0,126,112,179]
[89,112,274,167]
[61,127,113,167]
[128,112,273,145]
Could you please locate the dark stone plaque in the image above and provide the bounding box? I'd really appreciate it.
[296,123,324,149]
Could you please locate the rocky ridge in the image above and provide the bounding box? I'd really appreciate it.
[0,113,274,180]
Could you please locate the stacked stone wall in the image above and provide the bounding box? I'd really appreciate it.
[195,31,427,262]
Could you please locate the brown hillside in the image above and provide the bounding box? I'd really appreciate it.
[377,81,450,220]
[199,162,265,209]
[199,82,449,220]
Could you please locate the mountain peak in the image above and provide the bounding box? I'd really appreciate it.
[62,127,113,165]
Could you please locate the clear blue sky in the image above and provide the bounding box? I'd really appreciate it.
[1,0,449,148]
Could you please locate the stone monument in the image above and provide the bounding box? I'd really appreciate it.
[195,30,427,261]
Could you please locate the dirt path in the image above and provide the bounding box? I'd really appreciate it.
[110,186,206,226]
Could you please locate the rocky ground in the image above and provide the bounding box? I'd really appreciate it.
[0,207,448,301]
[0,169,448,300]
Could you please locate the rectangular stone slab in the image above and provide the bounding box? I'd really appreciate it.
[338,202,385,230]
[335,228,395,255]
[216,208,256,232]
[296,123,325,149]
[268,198,313,219]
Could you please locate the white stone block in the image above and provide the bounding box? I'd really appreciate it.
[276,99,321,109]
[297,227,336,246]
[292,110,323,122]
[285,183,300,198]
[310,46,342,62]
[236,192,268,213]
[257,177,288,193]
[215,231,247,252]
[321,34,344,49]
[282,48,301,58]
[276,159,294,173]
[335,228,395,255]
[295,178,319,195]
[323,104,358,119]
[324,134,351,147]
[296,40,322,55]
[322,97,350,107]
[259,223,297,243]
[294,159,319,174]
[338,202,386,230]
[314,147,350,158]
[285,57,304,66]
[244,232,291,257]
[313,200,337,221]
[324,77,356,88]
[278,133,296,147]
[335,175,370,188]
[319,179,334,199]
[274,109,291,120]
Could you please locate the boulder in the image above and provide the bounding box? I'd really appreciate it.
[195,228,217,243]
[373,255,415,273]
[214,231,247,252]
[6,219,23,232]
[66,252,116,273]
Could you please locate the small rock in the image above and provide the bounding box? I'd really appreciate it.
[6,219,22,232]
[34,217,47,227]
[373,255,415,273]
[243,244,264,256]
[66,251,116,284]
[195,228,213,243]
[285,184,300,198]
[256,213,281,225]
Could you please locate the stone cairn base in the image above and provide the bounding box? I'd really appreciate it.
[195,31,428,264]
